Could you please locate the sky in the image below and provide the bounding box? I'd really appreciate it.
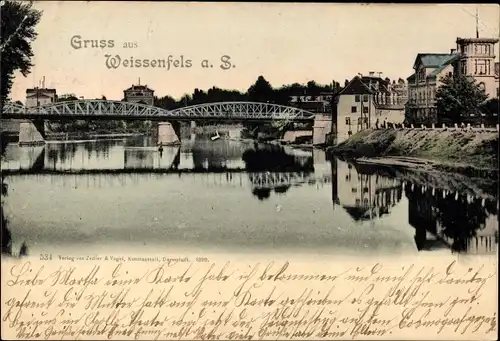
[9,2,500,102]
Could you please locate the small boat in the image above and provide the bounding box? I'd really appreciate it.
[211,130,220,141]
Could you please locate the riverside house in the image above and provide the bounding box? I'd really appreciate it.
[336,73,406,142]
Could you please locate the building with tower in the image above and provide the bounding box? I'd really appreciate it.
[123,79,155,105]
[454,37,499,98]
[405,35,499,125]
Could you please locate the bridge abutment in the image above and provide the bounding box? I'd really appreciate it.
[157,122,180,146]
[19,120,46,146]
[313,114,333,146]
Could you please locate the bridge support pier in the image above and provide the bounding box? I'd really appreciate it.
[157,122,180,146]
[19,119,46,146]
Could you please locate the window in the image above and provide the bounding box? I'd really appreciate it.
[476,59,487,75]
[351,188,357,193]
[363,94,369,102]
[363,107,368,114]
[355,95,360,102]
[461,60,467,74]
[345,117,351,125]
[351,106,357,113]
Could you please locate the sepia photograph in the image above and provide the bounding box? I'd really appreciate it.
[1,1,498,340]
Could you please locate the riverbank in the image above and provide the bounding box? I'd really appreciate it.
[327,129,499,177]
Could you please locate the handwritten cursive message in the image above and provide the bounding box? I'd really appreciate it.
[1,256,497,340]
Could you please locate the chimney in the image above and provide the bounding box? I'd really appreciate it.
[369,71,375,76]
[451,48,456,54]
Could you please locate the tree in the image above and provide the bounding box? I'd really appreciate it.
[480,98,499,125]
[247,76,274,102]
[58,94,78,102]
[1,1,42,106]
[435,74,488,123]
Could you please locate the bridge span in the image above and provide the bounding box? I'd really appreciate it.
[1,100,315,121]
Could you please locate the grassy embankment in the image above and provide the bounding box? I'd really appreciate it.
[327,129,498,176]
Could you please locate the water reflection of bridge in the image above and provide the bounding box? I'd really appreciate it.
[5,171,332,191]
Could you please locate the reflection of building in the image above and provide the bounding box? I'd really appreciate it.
[123,79,154,105]
[337,73,406,142]
[335,160,403,221]
[406,35,499,124]
[25,87,58,107]
[405,182,498,254]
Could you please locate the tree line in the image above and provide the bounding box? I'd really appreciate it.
[154,76,341,110]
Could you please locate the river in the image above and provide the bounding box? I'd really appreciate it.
[1,135,498,258]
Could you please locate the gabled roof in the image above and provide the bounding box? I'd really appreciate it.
[340,76,391,96]
[361,76,391,95]
[407,73,416,82]
[413,53,459,70]
[342,205,374,221]
[339,76,372,95]
[427,54,460,79]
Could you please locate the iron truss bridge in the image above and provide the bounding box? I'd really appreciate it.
[1,100,315,121]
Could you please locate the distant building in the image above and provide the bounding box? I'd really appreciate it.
[25,87,58,108]
[406,36,499,125]
[336,73,406,142]
[290,92,333,113]
[123,79,154,105]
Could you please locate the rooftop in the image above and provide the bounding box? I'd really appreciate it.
[124,84,154,92]
[413,53,459,69]
[456,37,499,44]
[339,76,392,96]
[26,88,56,93]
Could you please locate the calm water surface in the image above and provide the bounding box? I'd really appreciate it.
[1,136,498,257]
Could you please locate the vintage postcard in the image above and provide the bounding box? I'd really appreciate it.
[1,1,498,340]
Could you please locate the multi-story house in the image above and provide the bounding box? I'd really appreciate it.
[405,53,459,124]
[336,73,407,142]
[25,87,58,108]
[406,36,499,125]
[123,79,155,105]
